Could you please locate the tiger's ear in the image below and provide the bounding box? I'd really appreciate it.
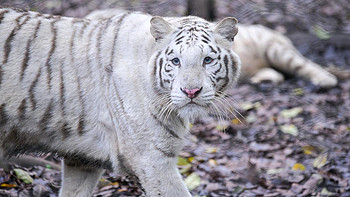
[213,17,238,42]
[150,16,174,41]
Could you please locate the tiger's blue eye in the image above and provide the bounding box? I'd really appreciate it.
[203,57,213,64]
[171,58,181,66]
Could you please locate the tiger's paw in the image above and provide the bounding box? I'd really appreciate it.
[250,68,284,84]
[310,72,338,88]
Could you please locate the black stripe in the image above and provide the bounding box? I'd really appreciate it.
[152,51,162,93]
[72,21,90,136]
[155,146,176,157]
[97,19,112,67]
[167,49,174,55]
[0,10,9,24]
[39,99,53,131]
[45,19,59,91]
[59,62,70,138]
[29,67,42,110]
[3,13,28,64]
[209,45,217,54]
[158,56,164,88]
[77,113,85,135]
[21,20,41,81]
[79,21,89,37]
[151,113,180,139]
[109,13,129,70]
[76,76,85,135]
[60,122,71,139]
[217,55,230,91]
[0,103,8,126]
[230,54,238,76]
[202,35,210,42]
[59,62,65,112]
[175,36,184,42]
[212,62,222,75]
[18,99,26,120]
[201,39,209,44]
[202,30,210,37]
[1,14,27,87]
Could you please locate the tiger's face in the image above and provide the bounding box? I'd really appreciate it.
[150,16,240,121]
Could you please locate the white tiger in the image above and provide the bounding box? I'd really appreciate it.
[87,9,337,88]
[0,7,240,197]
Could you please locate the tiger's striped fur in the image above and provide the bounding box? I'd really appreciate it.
[87,9,337,88]
[234,24,337,87]
[0,7,240,197]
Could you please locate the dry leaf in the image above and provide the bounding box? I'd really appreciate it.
[0,183,17,188]
[280,107,303,118]
[280,124,299,136]
[184,172,201,190]
[292,163,306,171]
[13,169,33,184]
[302,146,315,155]
[313,152,328,169]
[206,147,218,154]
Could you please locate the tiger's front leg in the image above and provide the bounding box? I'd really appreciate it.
[123,152,191,197]
[59,159,104,197]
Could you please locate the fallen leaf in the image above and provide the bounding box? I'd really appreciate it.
[231,118,241,124]
[280,124,299,136]
[206,147,218,154]
[292,163,306,171]
[292,88,304,96]
[321,187,336,196]
[216,124,228,130]
[177,156,190,166]
[245,114,257,123]
[280,107,303,118]
[267,168,284,175]
[184,172,201,190]
[179,165,191,174]
[313,152,328,169]
[302,146,315,155]
[13,169,33,184]
[240,102,261,111]
[0,183,17,188]
[313,25,331,40]
[187,157,195,163]
[208,159,217,167]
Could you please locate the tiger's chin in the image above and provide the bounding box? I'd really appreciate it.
[176,103,209,123]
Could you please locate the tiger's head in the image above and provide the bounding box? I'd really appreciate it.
[149,16,241,122]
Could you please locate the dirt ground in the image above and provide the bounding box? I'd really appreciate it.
[0,0,349,196]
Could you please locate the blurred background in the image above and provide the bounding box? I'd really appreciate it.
[0,1,349,196]
[1,0,349,69]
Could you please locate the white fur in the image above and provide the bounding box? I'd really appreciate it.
[0,8,240,197]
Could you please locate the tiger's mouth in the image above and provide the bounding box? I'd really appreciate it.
[182,100,209,108]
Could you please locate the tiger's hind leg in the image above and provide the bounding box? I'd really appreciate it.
[264,38,337,88]
[59,159,104,197]
[250,67,285,84]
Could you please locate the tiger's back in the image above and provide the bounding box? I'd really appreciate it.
[0,8,118,164]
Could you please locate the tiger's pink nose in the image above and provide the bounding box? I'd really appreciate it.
[181,87,202,99]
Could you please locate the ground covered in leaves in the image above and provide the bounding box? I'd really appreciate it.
[1,78,349,197]
[1,0,350,196]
